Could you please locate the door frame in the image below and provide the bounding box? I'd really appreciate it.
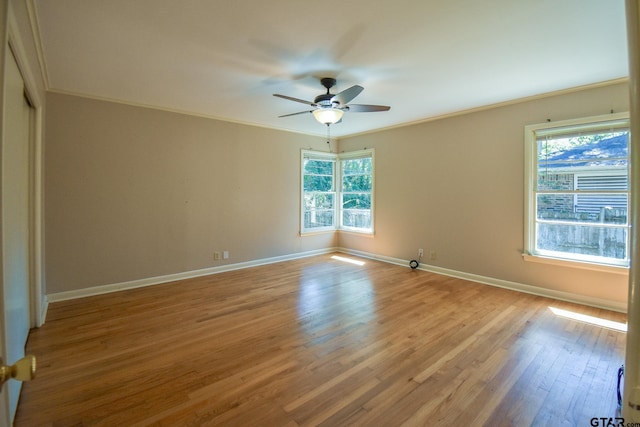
[7,7,47,327]
[6,4,45,329]
[0,3,45,426]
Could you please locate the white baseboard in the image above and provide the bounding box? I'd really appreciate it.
[39,295,49,327]
[47,247,338,303]
[337,247,628,313]
[46,245,626,316]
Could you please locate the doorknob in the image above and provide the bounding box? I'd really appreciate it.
[0,355,36,388]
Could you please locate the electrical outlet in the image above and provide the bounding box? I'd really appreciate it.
[223,251,229,259]
[214,252,221,260]
[430,251,437,260]
[418,248,424,257]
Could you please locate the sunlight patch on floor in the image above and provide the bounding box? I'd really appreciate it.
[549,306,627,332]
[331,255,365,266]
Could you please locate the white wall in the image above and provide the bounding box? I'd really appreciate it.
[44,80,630,309]
[339,81,630,309]
[44,93,335,293]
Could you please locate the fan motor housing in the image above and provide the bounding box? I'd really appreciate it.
[314,93,337,107]
[315,77,339,107]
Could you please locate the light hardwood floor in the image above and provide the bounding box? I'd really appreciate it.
[15,254,626,426]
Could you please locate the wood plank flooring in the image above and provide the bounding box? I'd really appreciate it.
[15,254,626,426]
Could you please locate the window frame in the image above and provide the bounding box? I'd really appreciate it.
[523,112,630,271]
[300,148,375,235]
[338,150,375,234]
[301,151,337,234]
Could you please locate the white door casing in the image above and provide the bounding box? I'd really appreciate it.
[1,46,31,424]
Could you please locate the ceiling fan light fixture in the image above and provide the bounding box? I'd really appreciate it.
[312,108,344,125]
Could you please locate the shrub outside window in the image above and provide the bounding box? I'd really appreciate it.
[524,113,630,268]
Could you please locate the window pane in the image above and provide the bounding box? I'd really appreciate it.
[536,222,627,260]
[304,159,334,175]
[304,175,333,192]
[575,194,627,218]
[340,155,373,231]
[302,155,336,231]
[342,193,371,209]
[537,173,575,191]
[576,175,628,191]
[342,210,372,229]
[304,210,334,228]
[536,194,577,221]
[537,131,628,170]
[342,157,372,174]
[304,193,334,210]
[342,175,372,192]
[536,194,627,224]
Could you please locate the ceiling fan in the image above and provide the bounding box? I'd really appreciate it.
[273,77,390,125]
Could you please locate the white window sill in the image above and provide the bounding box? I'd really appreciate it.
[338,229,375,237]
[522,253,629,275]
[300,229,375,238]
[300,229,337,237]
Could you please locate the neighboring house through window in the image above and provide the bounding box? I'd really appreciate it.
[301,149,374,234]
[524,113,630,268]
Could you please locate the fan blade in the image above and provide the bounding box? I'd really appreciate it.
[346,104,391,112]
[332,85,364,105]
[273,94,316,106]
[278,110,314,118]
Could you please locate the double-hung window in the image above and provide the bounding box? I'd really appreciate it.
[302,153,336,232]
[524,113,630,268]
[340,152,373,232]
[301,149,374,234]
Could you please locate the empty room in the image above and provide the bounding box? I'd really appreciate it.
[1,0,639,426]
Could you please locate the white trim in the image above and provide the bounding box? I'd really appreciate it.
[338,149,375,234]
[301,150,337,234]
[7,16,41,107]
[46,245,627,322]
[47,248,337,303]
[0,0,9,424]
[40,294,48,324]
[301,149,375,235]
[43,80,631,140]
[522,253,629,274]
[531,116,629,138]
[338,229,375,238]
[336,248,409,267]
[346,78,629,139]
[7,11,45,328]
[24,0,49,90]
[299,229,336,237]
[524,112,631,270]
[338,247,628,313]
[47,87,331,138]
[7,20,44,328]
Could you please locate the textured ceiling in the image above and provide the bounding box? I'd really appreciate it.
[32,0,629,137]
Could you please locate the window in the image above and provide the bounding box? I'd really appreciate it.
[524,113,630,268]
[301,149,374,234]
[302,153,336,232]
[340,152,373,232]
